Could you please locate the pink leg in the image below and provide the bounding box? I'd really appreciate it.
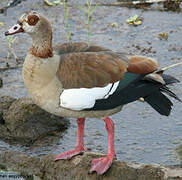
[55,118,87,160]
[89,117,115,174]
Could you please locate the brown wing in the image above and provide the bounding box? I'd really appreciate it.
[54,42,111,55]
[56,51,130,89]
[55,42,158,89]
[127,55,158,74]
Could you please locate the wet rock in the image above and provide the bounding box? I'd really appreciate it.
[0,0,182,168]
[0,96,16,125]
[0,0,27,14]
[176,144,182,163]
[0,96,69,144]
[0,78,2,88]
[0,151,182,180]
[163,0,181,11]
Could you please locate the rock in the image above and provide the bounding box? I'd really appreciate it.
[0,78,2,88]
[0,96,70,144]
[0,151,182,180]
[176,144,182,163]
[163,0,180,11]
[0,96,16,125]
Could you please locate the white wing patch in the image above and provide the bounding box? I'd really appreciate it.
[60,81,119,111]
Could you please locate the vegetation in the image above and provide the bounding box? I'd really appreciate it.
[44,0,97,42]
[63,0,71,41]
[0,22,4,26]
[6,36,18,67]
[43,0,71,41]
[126,14,142,26]
[44,0,62,6]
[80,0,97,42]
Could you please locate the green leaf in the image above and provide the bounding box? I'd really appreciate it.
[7,36,17,48]
[90,5,97,15]
[0,22,4,26]
[126,15,142,26]
[44,0,54,6]
[79,6,88,13]
[11,37,17,43]
[126,15,138,23]
[86,1,90,7]
[53,0,63,5]
[158,32,168,40]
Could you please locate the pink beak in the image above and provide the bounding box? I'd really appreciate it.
[5,24,24,36]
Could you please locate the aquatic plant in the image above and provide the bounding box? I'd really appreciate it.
[63,0,71,41]
[80,0,97,42]
[6,36,18,67]
[44,0,62,6]
[126,14,142,26]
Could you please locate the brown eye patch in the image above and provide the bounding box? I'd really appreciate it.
[27,15,39,26]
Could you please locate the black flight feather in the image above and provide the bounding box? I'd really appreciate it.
[85,72,181,116]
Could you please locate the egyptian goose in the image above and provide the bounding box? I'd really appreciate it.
[5,11,181,175]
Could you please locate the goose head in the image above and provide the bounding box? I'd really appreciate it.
[5,11,53,58]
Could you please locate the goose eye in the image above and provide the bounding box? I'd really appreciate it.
[27,15,39,26]
[30,18,35,24]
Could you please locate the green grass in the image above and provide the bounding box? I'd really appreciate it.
[80,0,97,42]
[43,0,97,42]
[6,36,18,67]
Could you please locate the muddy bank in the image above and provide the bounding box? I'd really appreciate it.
[0,96,70,144]
[99,0,181,12]
[1,0,181,13]
[0,151,182,180]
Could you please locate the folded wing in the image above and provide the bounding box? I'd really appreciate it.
[55,42,158,110]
